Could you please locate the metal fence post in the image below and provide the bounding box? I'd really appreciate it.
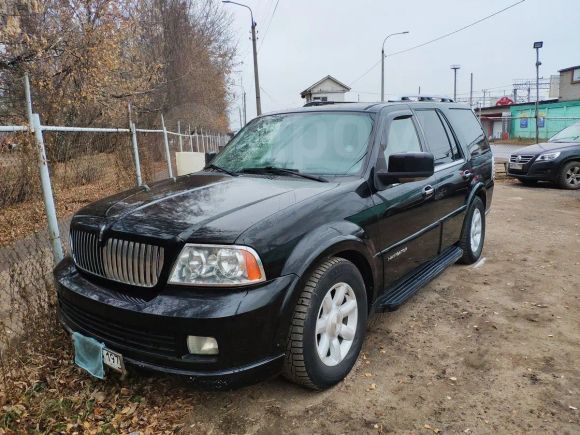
[195,129,199,152]
[161,114,173,178]
[130,121,143,186]
[188,123,193,152]
[178,121,183,152]
[31,114,64,264]
[23,73,35,131]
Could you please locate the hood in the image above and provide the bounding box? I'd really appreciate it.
[514,141,580,155]
[72,173,337,244]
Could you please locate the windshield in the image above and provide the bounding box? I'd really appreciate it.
[549,123,580,143]
[212,112,374,175]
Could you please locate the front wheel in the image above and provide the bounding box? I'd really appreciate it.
[557,161,580,190]
[283,257,367,389]
[458,196,486,264]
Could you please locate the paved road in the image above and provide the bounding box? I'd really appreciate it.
[491,143,524,162]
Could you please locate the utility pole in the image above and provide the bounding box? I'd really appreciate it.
[381,31,410,102]
[223,1,261,115]
[533,41,543,144]
[451,65,461,101]
[469,72,474,107]
[482,89,487,108]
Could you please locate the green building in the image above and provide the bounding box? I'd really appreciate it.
[478,65,580,141]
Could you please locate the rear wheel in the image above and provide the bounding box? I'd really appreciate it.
[558,161,580,190]
[458,196,486,264]
[283,257,367,389]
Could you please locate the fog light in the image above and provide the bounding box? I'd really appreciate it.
[186,335,219,355]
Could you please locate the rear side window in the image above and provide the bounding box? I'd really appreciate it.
[415,110,460,164]
[447,109,490,156]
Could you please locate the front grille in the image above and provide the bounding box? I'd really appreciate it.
[510,154,534,164]
[60,297,177,356]
[70,230,164,287]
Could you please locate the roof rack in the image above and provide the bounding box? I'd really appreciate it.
[390,96,455,103]
[303,101,358,107]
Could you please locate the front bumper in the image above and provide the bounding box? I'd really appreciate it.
[54,258,297,388]
[507,159,559,181]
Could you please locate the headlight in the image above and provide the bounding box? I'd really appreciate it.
[536,152,560,162]
[169,244,265,286]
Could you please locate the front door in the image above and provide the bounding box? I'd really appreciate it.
[372,111,441,290]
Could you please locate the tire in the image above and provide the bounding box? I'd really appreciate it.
[557,161,580,190]
[519,178,537,186]
[283,257,368,389]
[458,196,486,264]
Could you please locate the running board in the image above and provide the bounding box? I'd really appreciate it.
[375,246,463,312]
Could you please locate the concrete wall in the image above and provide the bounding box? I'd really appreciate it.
[510,100,580,139]
[559,69,580,101]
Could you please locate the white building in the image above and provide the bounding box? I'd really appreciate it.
[300,75,351,104]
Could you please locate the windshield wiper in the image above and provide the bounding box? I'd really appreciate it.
[240,166,328,182]
[204,164,239,177]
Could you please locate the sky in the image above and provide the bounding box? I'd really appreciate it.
[223,0,580,129]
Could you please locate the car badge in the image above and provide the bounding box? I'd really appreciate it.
[98,223,107,244]
[517,156,522,162]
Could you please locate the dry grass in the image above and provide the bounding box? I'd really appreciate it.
[0,153,135,247]
[0,306,197,434]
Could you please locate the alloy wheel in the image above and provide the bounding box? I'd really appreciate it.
[565,165,580,187]
[315,282,358,366]
[470,208,483,253]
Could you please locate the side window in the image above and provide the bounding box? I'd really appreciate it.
[415,109,460,165]
[383,117,422,162]
[446,108,490,156]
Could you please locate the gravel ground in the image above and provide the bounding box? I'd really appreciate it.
[183,181,580,434]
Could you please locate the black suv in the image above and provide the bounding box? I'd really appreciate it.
[507,123,580,189]
[55,102,494,389]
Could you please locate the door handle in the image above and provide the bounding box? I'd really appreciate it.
[462,170,473,180]
[422,185,434,197]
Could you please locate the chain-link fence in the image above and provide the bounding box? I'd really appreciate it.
[0,76,230,383]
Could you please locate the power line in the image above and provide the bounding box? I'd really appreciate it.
[258,0,281,51]
[349,0,527,86]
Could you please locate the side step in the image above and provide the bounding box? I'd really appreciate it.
[375,245,463,312]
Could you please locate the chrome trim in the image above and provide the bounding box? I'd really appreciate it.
[70,229,164,288]
[434,159,466,172]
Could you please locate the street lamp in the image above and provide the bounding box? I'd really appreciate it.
[450,65,461,101]
[222,1,262,116]
[381,31,409,102]
[533,41,543,144]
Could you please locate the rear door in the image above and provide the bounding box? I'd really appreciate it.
[371,110,441,289]
[414,108,470,251]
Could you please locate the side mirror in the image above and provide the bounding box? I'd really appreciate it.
[375,152,434,187]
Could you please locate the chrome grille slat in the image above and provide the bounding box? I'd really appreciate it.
[145,244,152,287]
[70,230,163,288]
[510,154,534,163]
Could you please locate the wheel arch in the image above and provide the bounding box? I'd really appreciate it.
[273,224,380,348]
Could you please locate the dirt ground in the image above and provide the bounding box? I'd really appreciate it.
[180,181,580,434]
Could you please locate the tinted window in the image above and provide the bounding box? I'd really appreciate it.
[384,117,422,157]
[415,110,458,164]
[447,109,489,156]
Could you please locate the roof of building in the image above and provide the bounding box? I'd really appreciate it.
[559,65,580,73]
[300,75,351,98]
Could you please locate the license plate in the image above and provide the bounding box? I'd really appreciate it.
[102,348,126,373]
[509,163,523,170]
